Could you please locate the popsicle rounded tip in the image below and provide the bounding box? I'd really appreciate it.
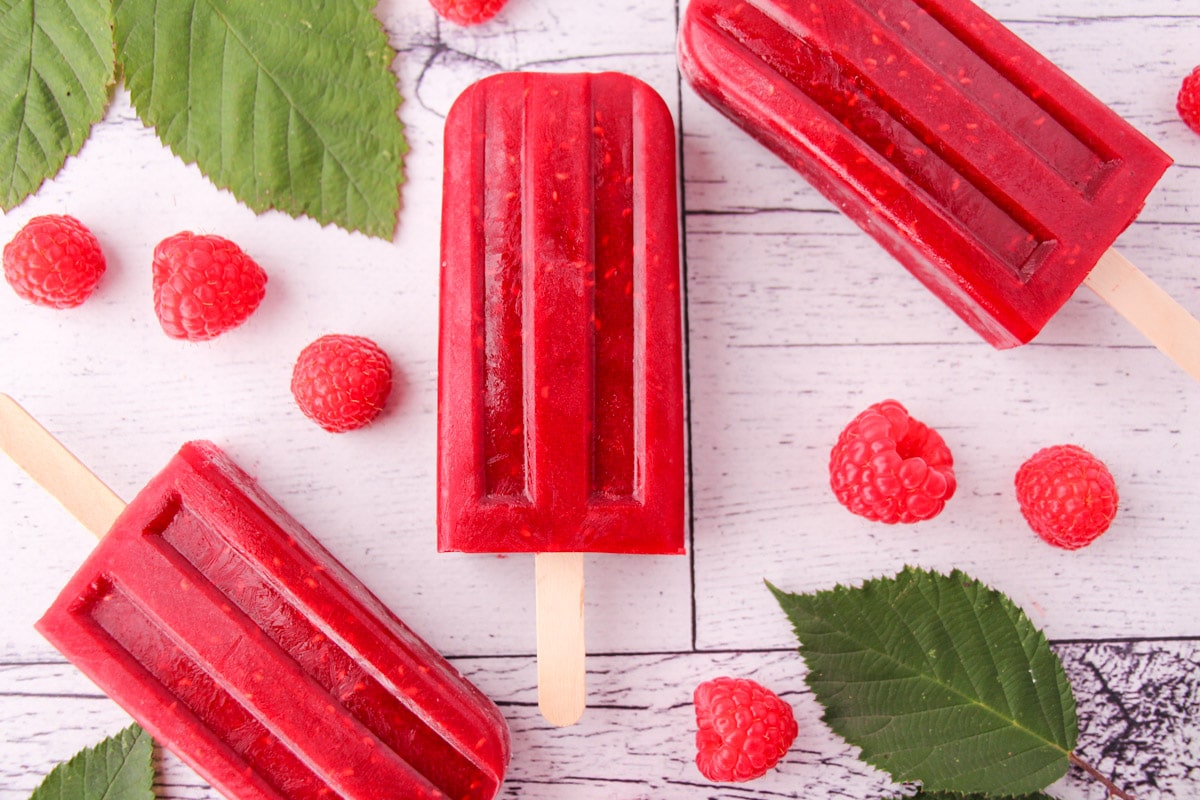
[538,693,586,727]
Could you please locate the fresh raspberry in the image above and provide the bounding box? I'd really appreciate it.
[828,400,955,524]
[429,0,507,25]
[1178,66,1200,136]
[1015,444,1118,550]
[152,232,267,340]
[3,215,106,308]
[291,335,393,432]
[694,677,798,783]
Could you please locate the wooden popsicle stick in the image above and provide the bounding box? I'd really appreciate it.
[1084,249,1200,383]
[0,393,125,539]
[535,552,586,727]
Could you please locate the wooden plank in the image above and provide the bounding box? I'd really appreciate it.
[1,643,1196,799]
[0,0,1197,797]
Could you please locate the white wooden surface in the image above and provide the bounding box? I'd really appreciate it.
[1,0,1198,798]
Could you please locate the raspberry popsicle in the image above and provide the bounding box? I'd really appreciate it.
[679,0,1200,379]
[0,395,509,800]
[438,72,685,725]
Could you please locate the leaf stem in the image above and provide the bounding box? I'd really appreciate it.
[1070,752,1135,800]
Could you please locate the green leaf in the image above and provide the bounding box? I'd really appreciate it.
[769,567,1077,796]
[113,0,407,238]
[0,0,115,210]
[910,792,1060,800]
[29,723,154,800]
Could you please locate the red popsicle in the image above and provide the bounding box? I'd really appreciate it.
[679,0,1200,379]
[0,395,510,800]
[437,72,686,725]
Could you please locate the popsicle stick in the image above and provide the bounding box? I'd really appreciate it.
[1085,249,1200,383]
[535,552,586,726]
[0,393,125,538]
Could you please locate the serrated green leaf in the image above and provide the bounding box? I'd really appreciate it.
[769,567,1077,796]
[113,0,407,238]
[29,723,154,800]
[0,0,114,210]
[910,792,1059,800]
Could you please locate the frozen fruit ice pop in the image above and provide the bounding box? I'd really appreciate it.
[437,71,685,726]
[678,0,1196,364]
[0,409,510,800]
[438,71,685,556]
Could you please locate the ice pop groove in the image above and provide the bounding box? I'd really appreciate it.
[437,71,687,727]
[0,395,511,800]
[438,71,685,556]
[679,0,1200,376]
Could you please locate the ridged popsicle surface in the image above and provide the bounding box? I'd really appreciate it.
[438,72,685,554]
[678,0,1172,346]
[38,442,511,800]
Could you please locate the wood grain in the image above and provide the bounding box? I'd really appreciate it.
[536,553,588,727]
[1,644,1196,799]
[0,0,1197,797]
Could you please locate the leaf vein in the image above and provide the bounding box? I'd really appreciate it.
[198,0,373,211]
[775,569,1077,795]
[6,0,39,196]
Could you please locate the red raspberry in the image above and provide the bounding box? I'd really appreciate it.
[1015,444,1118,550]
[429,0,507,25]
[694,677,798,783]
[152,232,267,340]
[1178,66,1200,136]
[828,400,955,524]
[291,335,393,432]
[3,215,106,308]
